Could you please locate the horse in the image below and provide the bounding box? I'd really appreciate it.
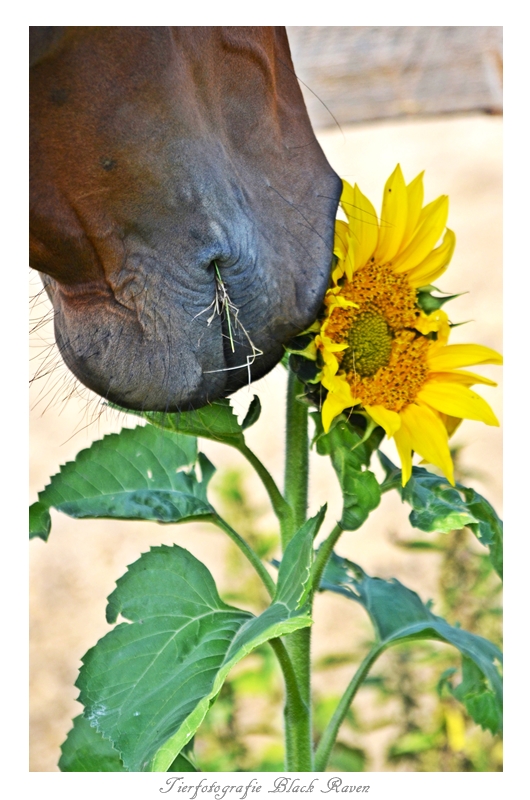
[30,26,341,411]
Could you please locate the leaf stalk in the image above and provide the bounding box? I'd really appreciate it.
[212,514,276,598]
[314,645,382,771]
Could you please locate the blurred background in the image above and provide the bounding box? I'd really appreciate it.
[29,27,502,772]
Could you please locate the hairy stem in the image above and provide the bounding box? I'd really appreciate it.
[212,514,276,598]
[314,646,382,771]
[236,442,293,539]
[282,371,313,770]
[270,638,312,772]
[283,372,309,546]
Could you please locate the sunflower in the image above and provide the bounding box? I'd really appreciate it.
[296,165,502,486]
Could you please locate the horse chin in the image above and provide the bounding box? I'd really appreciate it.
[44,270,287,412]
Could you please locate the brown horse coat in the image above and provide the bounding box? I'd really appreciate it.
[30,26,341,411]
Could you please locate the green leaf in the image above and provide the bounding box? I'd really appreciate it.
[328,742,366,772]
[29,501,51,541]
[314,416,380,530]
[459,486,503,579]
[320,553,502,733]
[59,715,197,772]
[59,715,125,772]
[32,425,214,535]
[405,474,476,533]
[111,398,245,447]
[77,544,312,772]
[275,506,327,608]
[313,413,370,467]
[379,453,476,532]
[378,453,503,578]
[450,657,503,734]
[437,667,458,696]
[167,739,199,772]
[378,450,403,492]
[241,396,262,430]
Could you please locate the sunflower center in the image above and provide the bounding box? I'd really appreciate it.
[342,311,393,377]
[320,261,431,411]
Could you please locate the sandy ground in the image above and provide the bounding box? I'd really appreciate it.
[29,114,502,772]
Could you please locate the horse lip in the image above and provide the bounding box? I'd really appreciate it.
[52,278,115,304]
[47,266,231,412]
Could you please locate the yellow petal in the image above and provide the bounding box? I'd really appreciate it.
[317,345,341,377]
[365,405,401,437]
[415,309,450,335]
[392,195,449,272]
[374,165,408,263]
[407,229,456,287]
[321,358,339,378]
[321,365,353,393]
[414,309,451,346]
[437,412,464,438]
[401,171,425,249]
[428,343,503,371]
[341,181,379,272]
[393,424,413,486]
[331,262,344,284]
[322,395,346,433]
[429,370,498,387]
[417,382,500,426]
[326,293,357,310]
[323,285,343,302]
[344,232,356,281]
[334,220,349,261]
[400,403,455,485]
[321,386,358,432]
[317,329,349,353]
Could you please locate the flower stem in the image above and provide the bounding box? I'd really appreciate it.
[282,371,313,770]
[270,638,312,772]
[283,371,309,547]
[211,514,276,598]
[314,645,383,771]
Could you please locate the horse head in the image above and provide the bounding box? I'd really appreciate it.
[30,26,341,411]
